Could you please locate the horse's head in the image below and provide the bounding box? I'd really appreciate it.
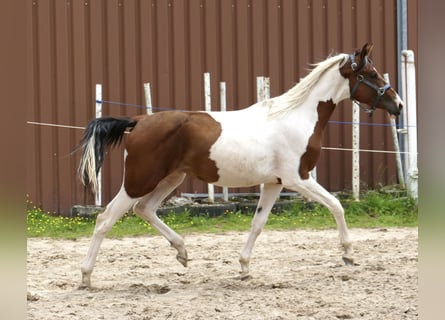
[340,43,404,116]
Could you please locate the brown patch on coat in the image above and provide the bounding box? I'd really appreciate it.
[298,100,336,179]
[123,111,222,198]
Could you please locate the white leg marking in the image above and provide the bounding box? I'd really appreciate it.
[239,183,283,279]
[285,177,353,264]
[133,172,188,267]
[80,187,137,288]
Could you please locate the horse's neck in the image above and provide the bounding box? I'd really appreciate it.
[308,68,350,105]
[270,67,349,117]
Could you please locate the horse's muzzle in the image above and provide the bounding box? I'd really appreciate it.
[396,102,403,116]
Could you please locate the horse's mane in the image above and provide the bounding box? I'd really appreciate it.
[267,53,349,117]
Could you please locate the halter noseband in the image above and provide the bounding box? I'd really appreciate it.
[349,53,391,116]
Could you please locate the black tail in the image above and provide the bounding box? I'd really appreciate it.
[78,117,137,193]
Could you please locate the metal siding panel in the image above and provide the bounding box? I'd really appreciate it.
[407,0,417,53]
[369,0,386,187]
[139,0,154,93]
[185,0,206,194]
[103,1,125,203]
[187,0,205,111]
[377,0,397,188]
[219,0,237,110]
[29,0,42,207]
[266,0,283,97]
[340,0,354,49]
[70,0,93,208]
[335,0,355,191]
[37,0,59,213]
[252,0,268,78]
[79,0,105,206]
[324,0,345,191]
[49,1,60,211]
[311,0,327,60]
[326,0,342,51]
[123,0,143,115]
[339,0,355,190]
[281,0,298,87]
[54,0,72,213]
[384,0,399,186]
[204,0,220,109]
[155,0,173,109]
[173,1,195,195]
[296,1,310,81]
[235,0,254,109]
[172,0,189,110]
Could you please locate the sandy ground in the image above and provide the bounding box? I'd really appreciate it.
[27,228,417,320]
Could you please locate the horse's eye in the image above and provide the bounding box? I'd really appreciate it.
[370,72,378,79]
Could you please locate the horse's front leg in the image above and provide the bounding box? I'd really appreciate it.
[285,177,354,265]
[80,188,137,288]
[239,183,283,280]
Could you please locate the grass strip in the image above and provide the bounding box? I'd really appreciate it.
[27,190,417,239]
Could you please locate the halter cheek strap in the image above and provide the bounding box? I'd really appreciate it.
[351,76,391,106]
[349,54,392,116]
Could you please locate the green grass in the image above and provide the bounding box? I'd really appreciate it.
[27,190,417,239]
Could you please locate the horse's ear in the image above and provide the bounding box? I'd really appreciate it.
[360,43,374,59]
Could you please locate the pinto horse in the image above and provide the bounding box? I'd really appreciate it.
[78,43,403,288]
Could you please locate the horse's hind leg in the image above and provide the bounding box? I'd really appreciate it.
[80,187,137,288]
[239,183,283,279]
[286,177,353,265]
[132,171,188,267]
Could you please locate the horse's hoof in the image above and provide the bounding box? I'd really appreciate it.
[342,256,354,266]
[240,274,252,281]
[176,254,188,267]
[79,274,91,289]
[78,283,90,290]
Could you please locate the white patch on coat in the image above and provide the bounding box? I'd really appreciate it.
[207,55,350,187]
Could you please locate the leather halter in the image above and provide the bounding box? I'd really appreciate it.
[349,53,391,116]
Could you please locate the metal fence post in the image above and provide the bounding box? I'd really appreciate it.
[401,50,418,201]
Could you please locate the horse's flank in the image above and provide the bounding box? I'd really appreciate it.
[124,111,223,198]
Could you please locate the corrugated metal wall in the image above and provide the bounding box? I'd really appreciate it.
[27,0,417,215]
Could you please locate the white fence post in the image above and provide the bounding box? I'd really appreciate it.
[204,73,215,203]
[256,77,268,193]
[264,77,270,100]
[256,76,265,102]
[352,100,360,200]
[220,81,229,202]
[95,84,102,206]
[144,82,152,115]
[401,50,418,201]
[383,73,405,189]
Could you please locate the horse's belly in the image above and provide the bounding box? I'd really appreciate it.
[212,165,276,187]
[208,139,277,187]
